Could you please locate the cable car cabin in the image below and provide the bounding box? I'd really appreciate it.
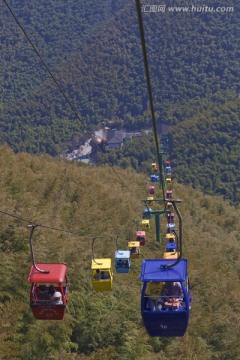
[142,207,152,219]
[166,190,172,199]
[166,202,173,211]
[115,250,131,274]
[166,166,171,174]
[28,263,69,320]
[147,196,154,206]
[92,259,113,291]
[165,160,170,166]
[166,233,176,243]
[140,259,191,337]
[149,186,155,195]
[166,178,172,187]
[128,241,140,259]
[167,212,175,223]
[151,163,158,172]
[141,219,150,232]
[163,242,179,259]
[150,174,159,183]
[165,242,177,252]
[136,230,146,246]
[166,222,176,231]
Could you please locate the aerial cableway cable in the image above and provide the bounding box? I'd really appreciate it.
[3,0,127,190]
[135,0,166,203]
[0,208,94,238]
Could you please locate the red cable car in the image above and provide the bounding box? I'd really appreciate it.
[27,224,69,320]
[136,230,147,246]
[166,190,172,199]
[28,263,69,320]
[149,186,155,195]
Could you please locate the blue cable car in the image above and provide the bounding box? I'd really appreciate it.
[166,222,176,231]
[115,250,131,274]
[142,207,152,219]
[140,259,191,337]
[150,174,159,182]
[166,166,171,174]
[163,242,179,260]
[166,242,177,252]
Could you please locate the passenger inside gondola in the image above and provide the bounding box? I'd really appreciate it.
[131,247,139,254]
[117,259,128,268]
[145,282,164,311]
[49,285,63,305]
[37,285,49,301]
[94,269,101,280]
[161,282,183,310]
[101,271,110,279]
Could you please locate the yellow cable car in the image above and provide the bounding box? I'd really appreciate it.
[151,163,158,172]
[166,233,175,242]
[128,241,140,259]
[91,258,113,291]
[147,196,154,206]
[166,202,173,211]
[141,219,150,232]
[163,251,179,259]
[166,178,172,188]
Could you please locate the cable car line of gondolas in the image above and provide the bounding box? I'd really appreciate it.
[136,0,192,337]
[2,0,192,335]
[140,151,192,337]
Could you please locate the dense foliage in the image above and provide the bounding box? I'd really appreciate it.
[96,132,157,173]
[0,146,240,359]
[1,0,239,154]
[96,95,240,204]
[169,98,240,203]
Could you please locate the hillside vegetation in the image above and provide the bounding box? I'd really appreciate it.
[1,0,239,154]
[0,146,239,360]
[170,97,240,203]
[96,96,240,204]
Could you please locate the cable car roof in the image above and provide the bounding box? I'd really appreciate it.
[140,259,188,282]
[91,258,111,270]
[128,241,140,248]
[28,263,67,283]
[136,230,146,236]
[115,250,130,259]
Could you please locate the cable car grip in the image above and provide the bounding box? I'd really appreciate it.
[28,224,49,274]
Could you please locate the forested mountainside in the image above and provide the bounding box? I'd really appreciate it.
[1,0,239,154]
[170,98,240,204]
[0,146,240,360]
[96,97,240,204]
